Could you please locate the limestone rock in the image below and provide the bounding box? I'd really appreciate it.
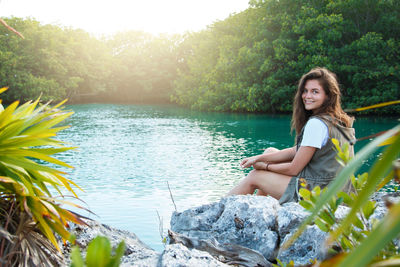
[171,195,280,261]
[276,202,330,265]
[59,193,394,266]
[160,244,229,267]
[61,219,159,267]
[277,225,328,266]
[277,202,309,237]
[168,229,273,267]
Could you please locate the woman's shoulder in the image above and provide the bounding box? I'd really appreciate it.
[306,116,329,129]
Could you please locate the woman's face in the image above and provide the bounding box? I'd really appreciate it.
[302,79,327,113]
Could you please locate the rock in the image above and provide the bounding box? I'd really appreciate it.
[161,244,229,267]
[334,204,350,221]
[277,225,328,266]
[61,219,159,267]
[171,195,280,261]
[168,229,273,267]
[276,202,330,265]
[277,202,309,237]
[59,193,394,266]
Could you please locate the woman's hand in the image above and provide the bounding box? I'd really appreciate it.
[253,162,268,170]
[240,156,259,169]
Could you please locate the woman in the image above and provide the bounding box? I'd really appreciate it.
[228,67,355,204]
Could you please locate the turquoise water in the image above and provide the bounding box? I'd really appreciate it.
[55,104,398,251]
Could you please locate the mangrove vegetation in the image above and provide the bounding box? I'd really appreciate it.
[0,0,399,114]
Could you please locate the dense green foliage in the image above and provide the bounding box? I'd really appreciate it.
[1,0,399,114]
[173,0,400,114]
[0,17,181,104]
[0,18,110,103]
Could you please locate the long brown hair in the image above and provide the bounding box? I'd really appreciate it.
[291,67,353,135]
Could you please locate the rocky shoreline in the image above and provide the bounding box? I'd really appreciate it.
[60,194,395,266]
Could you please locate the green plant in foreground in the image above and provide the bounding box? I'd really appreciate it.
[283,124,400,266]
[0,87,86,265]
[70,236,125,267]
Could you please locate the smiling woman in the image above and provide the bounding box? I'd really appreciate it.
[0,0,250,35]
[228,67,356,205]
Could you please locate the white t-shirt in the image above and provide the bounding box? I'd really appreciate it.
[300,118,329,149]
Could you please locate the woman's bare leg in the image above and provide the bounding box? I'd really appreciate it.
[227,170,291,199]
[228,147,292,199]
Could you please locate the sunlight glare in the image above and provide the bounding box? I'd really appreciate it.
[0,0,250,35]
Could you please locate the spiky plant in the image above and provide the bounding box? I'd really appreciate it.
[0,87,85,266]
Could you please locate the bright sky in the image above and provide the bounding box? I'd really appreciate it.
[0,0,250,35]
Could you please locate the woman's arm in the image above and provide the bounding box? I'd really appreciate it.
[267,146,316,176]
[240,146,297,168]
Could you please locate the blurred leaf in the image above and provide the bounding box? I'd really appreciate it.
[299,200,313,210]
[315,218,330,232]
[108,240,126,267]
[320,210,335,226]
[345,100,400,112]
[370,258,400,267]
[299,188,311,200]
[362,201,376,220]
[70,246,85,267]
[0,87,8,95]
[86,236,112,267]
[379,134,399,147]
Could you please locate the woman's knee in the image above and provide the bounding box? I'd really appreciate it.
[263,147,279,154]
[246,170,265,186]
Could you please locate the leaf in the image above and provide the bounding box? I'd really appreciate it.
[353,217,364,230]
[0,101,19,129]
[86,236,112,267]
[44,216,71,240]
[313,186,321,196]
[369,258,400,267]
[299,200,314,210]
[362,201,376,220]
[29,201,60,251]
[1,149,74,168]
[319,253,347,266]
[315,218,330,232]
[340,236,353,250]
[299,188,311,200]
[22,111,73,136]
[336,196,344,207]
[378,134,399,146]
[345,100,400,112]
[0,87,8,95]
[320,210,336,226]
[108,241,126,267]
[0,156,66,175]
[28,147,75,155]
[377,171,394,191]
[53,205,88,225]
[70,246,85,267]
[337,192,352,206]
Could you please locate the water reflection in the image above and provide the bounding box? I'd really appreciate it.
[55,104,397,251]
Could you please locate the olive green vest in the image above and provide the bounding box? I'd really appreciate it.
[279,115,355,204]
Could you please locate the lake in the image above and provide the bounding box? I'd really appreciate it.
[56,104,398,251]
